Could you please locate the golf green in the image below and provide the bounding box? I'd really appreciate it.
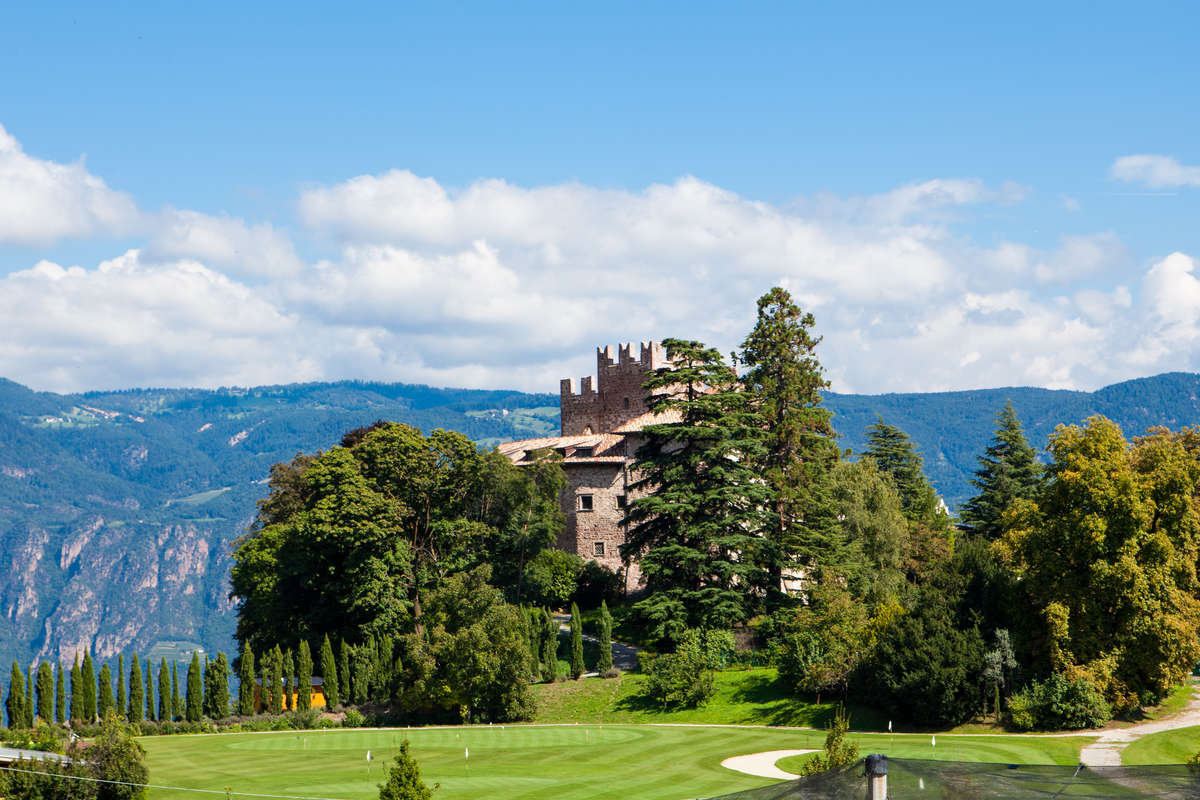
[140,724,1095,800]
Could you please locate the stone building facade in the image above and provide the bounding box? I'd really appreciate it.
[497,342,675,589]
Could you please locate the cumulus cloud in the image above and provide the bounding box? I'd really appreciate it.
[0,124,140,245]
[1111,154,1200,188]
[144,210,303,278]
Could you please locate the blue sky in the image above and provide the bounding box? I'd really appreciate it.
[1,2,1198,394]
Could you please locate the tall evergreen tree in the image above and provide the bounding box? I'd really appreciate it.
[171,662,181,721]
[863,420,941,525]
[959,402,1044,539]
[24,665,33,727]
[145,660,155,721]
[205,652,230,719]
[269,646,284,714]
[185,652,202,722]
[115,655,126,719]
[158,659,171,722]
[296,640,312,712]
[378,740,434,800]
[97,663,114,719]
[621,338,771,644]
[128,653,143,723]
[739,287,842,599]
[81,650,96,722]
[260,656,272,714]
[35,662,53,723]
[597,600,614,674]
[55,660,66,724]
[282,649,294,712]
[70,655,83,722]
[540,608,558,682]
[7,661,25,728]
[569,602,585,679]
[319,635,339,708]
[337,640,350,708]
[352,647,370,705]
[238,643,256,715]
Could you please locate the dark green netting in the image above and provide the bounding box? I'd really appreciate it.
[706,758,1200,799]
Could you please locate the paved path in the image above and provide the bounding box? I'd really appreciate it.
[720,749,818,779]
[554,613,640,671]
[1080,681,1200,766]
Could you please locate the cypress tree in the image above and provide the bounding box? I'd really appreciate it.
[128,653,143,723]
[81,650,96,722]
[145,660,155,721]
[352,647,371,705]
[171,662,181,721]
[55,659,66,723]
[7,661,25,728]
[320,635,339,708]
[540,609,558,682]
[296,640,312,712]
[70,655,83,722]
[97,663,114,719]
[569,602,585,679]
[597,600,614,674]
[185,651,202,722]
[259,658,270,715]
[237,643,256,715]
[115,655,126,719]
[960,401,1044,540]
[35,661,53,723]
[338,640,350,708]
[205,652,230,719]
[523,607,539,680]
[282,649,294,712]
[269,646,284,714]
[24,665,33,727]
[158,659,171,722]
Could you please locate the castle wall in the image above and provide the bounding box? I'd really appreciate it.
[560,342,667,435]
[561,461,639,583]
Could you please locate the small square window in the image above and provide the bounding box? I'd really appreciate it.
[616,494,628,509]
[579,494,593,512]
[594,541,606,557]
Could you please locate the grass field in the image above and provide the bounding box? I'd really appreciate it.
[774,733,1095,774]
[1122,725,1200,765]
[141,724,1099,800]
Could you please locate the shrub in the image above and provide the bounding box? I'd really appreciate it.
[287,708,320,729]
[801,706,859,776]
[522,549,584,609]
[343,708,365,727]
[1007,673,1111,731]
[640,629,717,710]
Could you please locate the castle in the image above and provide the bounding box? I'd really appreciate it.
[497,342,675,588]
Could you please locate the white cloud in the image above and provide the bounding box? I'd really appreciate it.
[144,210,303,278]
[0,124,140,245]
[1111,154,1200,188]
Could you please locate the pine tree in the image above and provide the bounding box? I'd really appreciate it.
[81,650,97,722]
[145,660,155,721]
[55,659,66,724]
[540,609,558,682]
[569,602,585,679]
[863,420,941,525]
[116,655,126,719]
[621,339,771,644]
[70,655,83,722]
[158,659,171,722]
[171,662,181,721]
[35,662,53,723]
[282,649,294,712]
[740,286,843,601]
[7,661,25,728]
[378,740,434,800]
[269,646,284,714]
[185,652,202,722]
[97,663,115,719]
[320,635,339,708]
[238,643,256,715]
[296,641,313,712]
[960,402,1044,539]
[128,653,143,723]
[597,600,614,674]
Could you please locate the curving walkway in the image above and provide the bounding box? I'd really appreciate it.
[720,749,818,779]
[1080,682,1200,766]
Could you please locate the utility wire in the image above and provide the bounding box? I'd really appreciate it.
[0,763,350,800]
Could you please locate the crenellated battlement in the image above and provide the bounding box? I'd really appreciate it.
[560,341,668,435]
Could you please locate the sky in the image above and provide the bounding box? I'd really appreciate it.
[1,2,1198,395]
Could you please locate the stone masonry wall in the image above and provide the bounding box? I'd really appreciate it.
[561,461,630,577]
[560,342,668,436]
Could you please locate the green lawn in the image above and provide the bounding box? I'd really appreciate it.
[775,733,1094,774]
[534,668,887,729]
[1122,725,1200,765]
[141,724,1094,800]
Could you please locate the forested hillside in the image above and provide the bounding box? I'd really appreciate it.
[2,371,1199,671]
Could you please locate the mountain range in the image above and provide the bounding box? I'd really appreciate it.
[2,370,1200,669]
